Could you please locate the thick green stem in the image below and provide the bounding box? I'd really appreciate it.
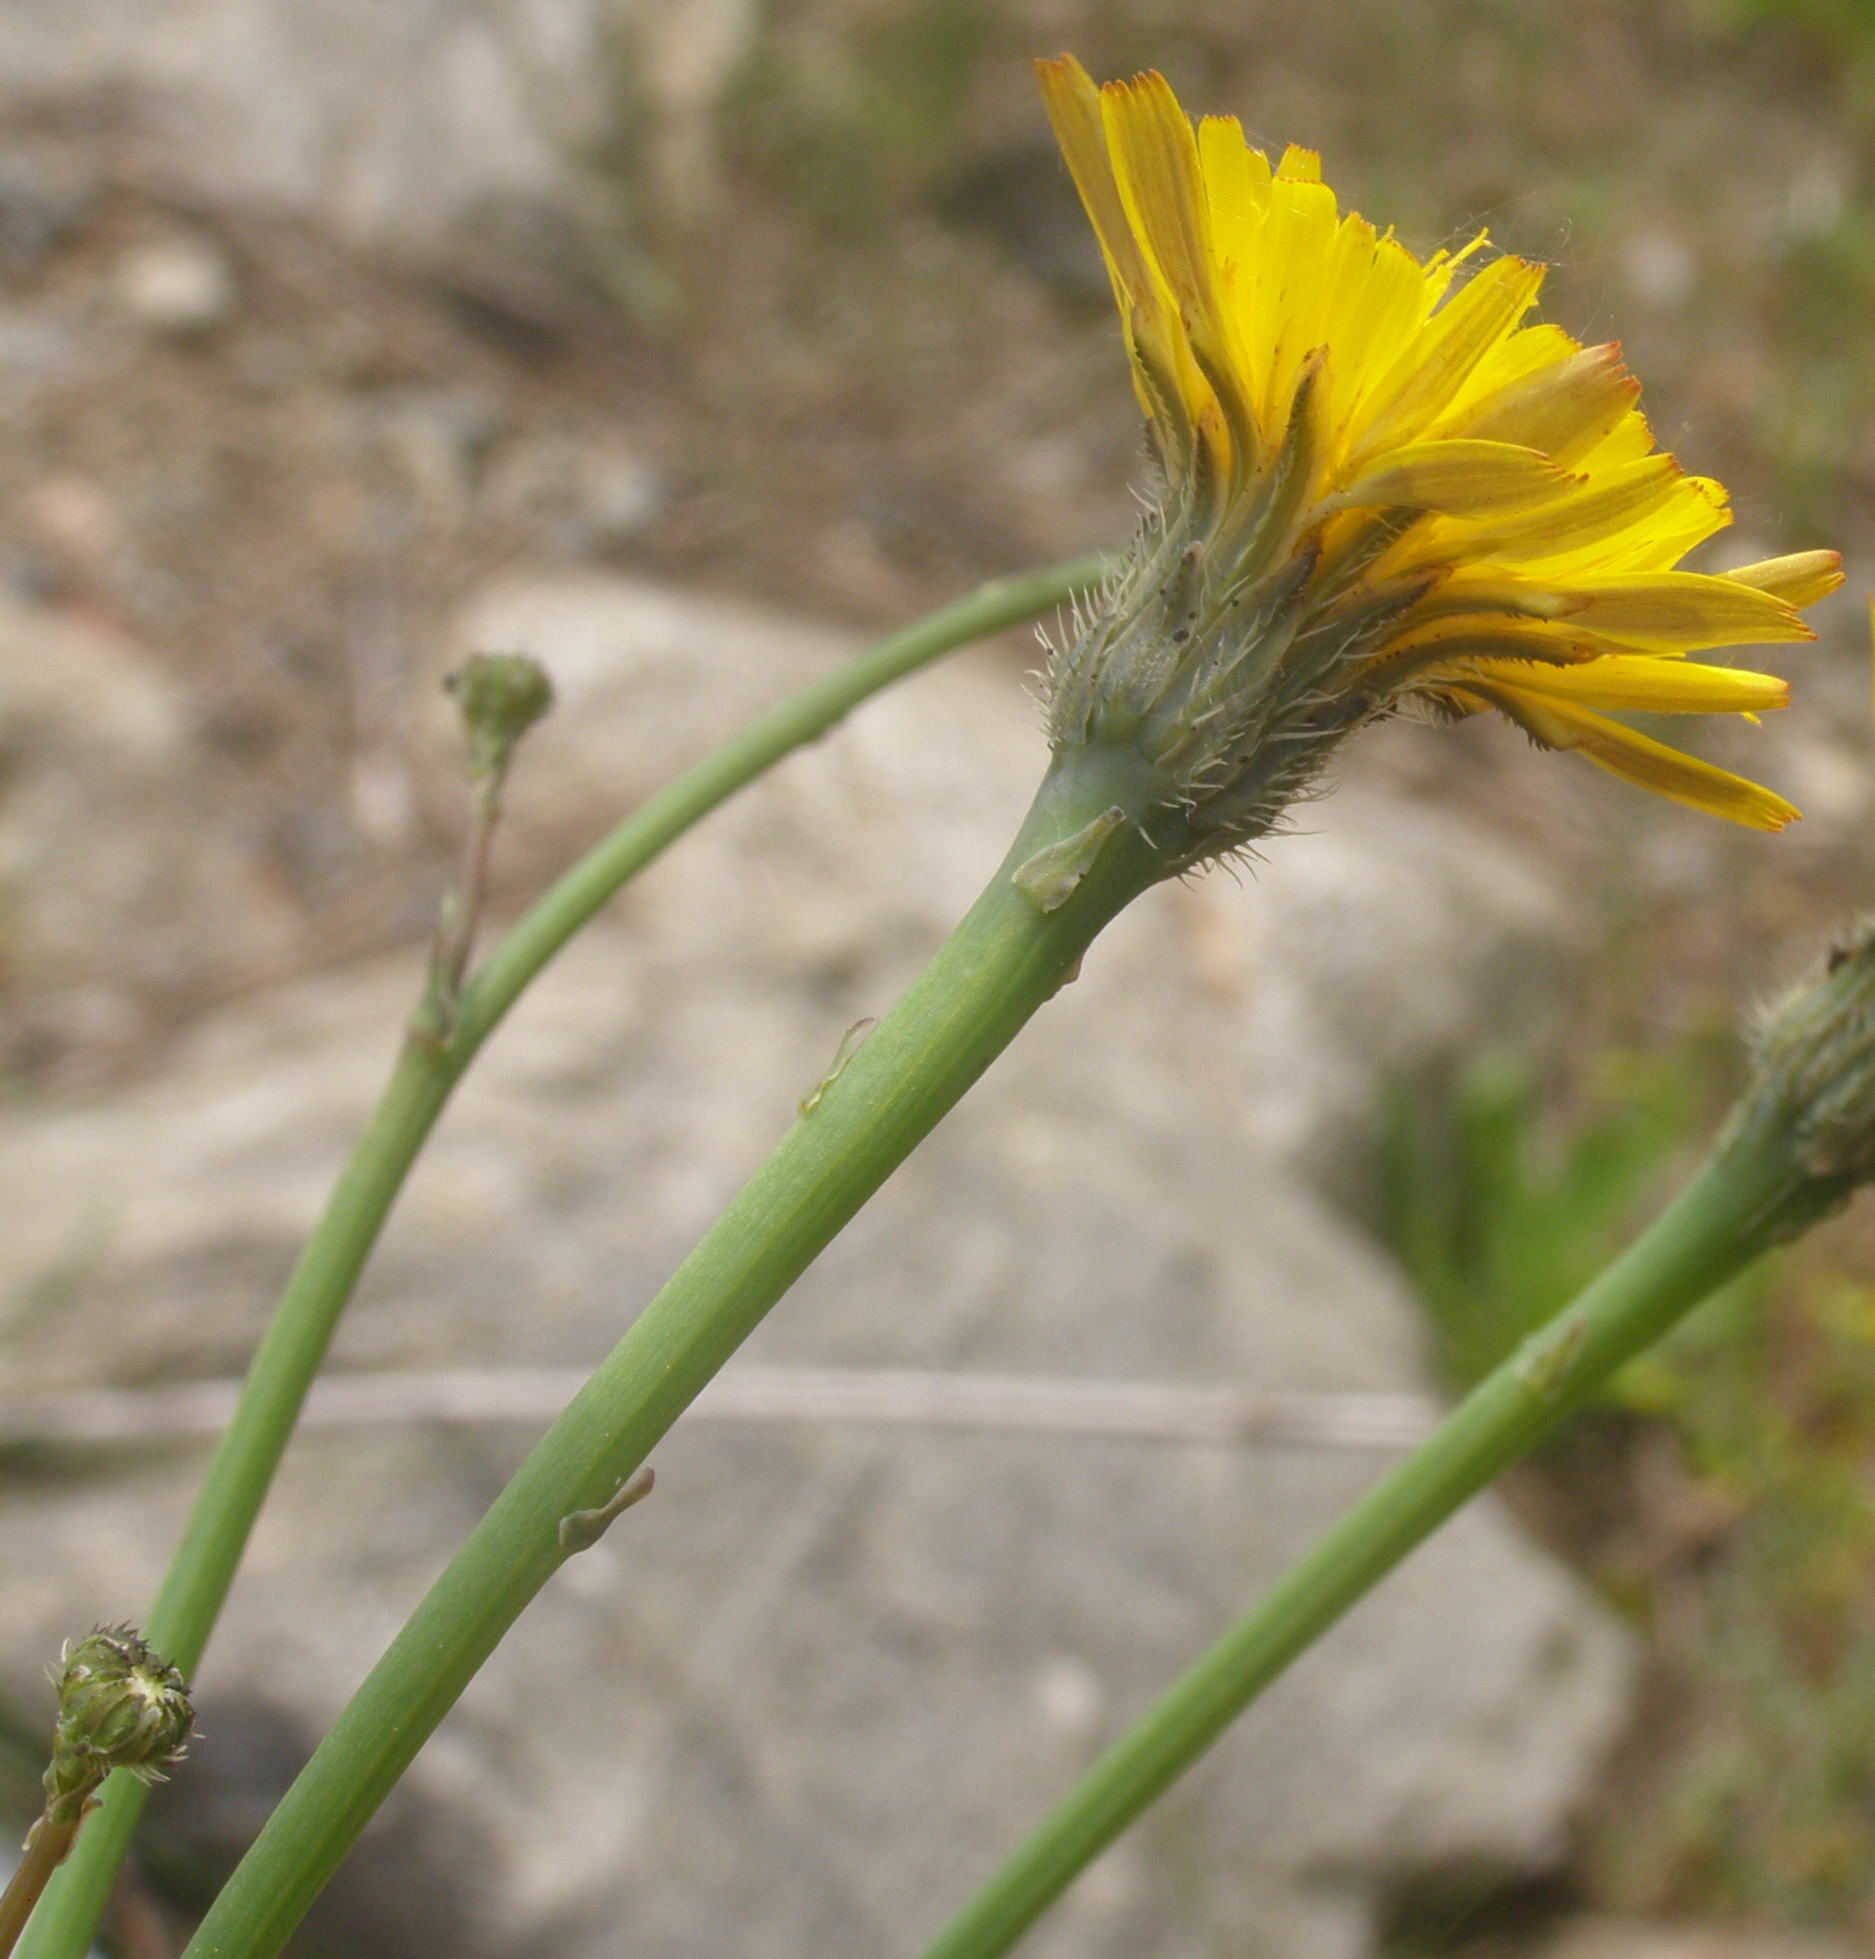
[17,557,1104,1959]
[180,763,1164,1959]
[914,1122,1821,1959]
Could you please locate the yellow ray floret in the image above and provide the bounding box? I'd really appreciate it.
[1037,54,1842,831]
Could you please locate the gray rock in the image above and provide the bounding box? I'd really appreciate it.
[0,575,1627,1956]
[0,1,573,245]
[0,1,752,274]
[0,591,302,1074]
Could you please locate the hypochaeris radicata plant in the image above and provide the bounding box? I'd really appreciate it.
[13,56,1865,1959]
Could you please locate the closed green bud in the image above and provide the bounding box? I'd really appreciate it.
[43,1626,193,1824]
[1725,917,1875,1229]
[447,652,554,781]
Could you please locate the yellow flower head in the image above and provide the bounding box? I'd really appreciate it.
[1036,56,1840,857]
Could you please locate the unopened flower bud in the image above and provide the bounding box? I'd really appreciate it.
[43,1625,192,1824]
[1725,917,1875,1228]
[447,652,554,781]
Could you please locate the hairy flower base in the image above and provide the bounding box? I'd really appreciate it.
[44,1626,191,1827]
[1038,56,1840,859]
[1743,915,1875,1192]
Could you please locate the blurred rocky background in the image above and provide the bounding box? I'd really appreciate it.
[0,3,1871,1956]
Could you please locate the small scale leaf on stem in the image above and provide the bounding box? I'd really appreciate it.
[1011,806,1128,913]
[557,1465,656,1555]
[800,1019,878,1116]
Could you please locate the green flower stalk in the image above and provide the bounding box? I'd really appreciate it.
[0,1630,190,1959]
[15,556,1106,1959]
[915,922,1875,1959]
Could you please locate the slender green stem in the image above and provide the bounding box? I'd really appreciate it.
[16,556,1105,1959]
[179,761,1166,1959]
[914,1122,1821,1959]
[0,1817,80,1959]
[18,1035,460,1959]
[424,769,504,1023]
